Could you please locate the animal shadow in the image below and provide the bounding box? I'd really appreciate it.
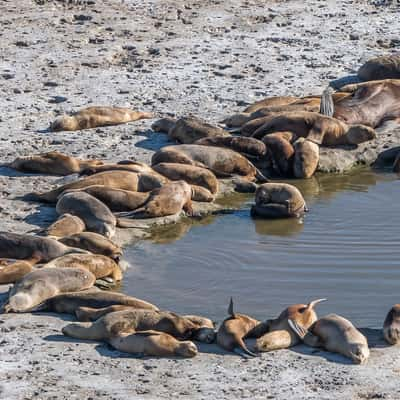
[329,74,361,89]
[23,205,58,229]
[133,128,174,152]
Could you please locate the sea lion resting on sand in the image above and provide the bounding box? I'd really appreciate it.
[383,304,400,345]
[42,214,86,238]
[3,151,104,176]
[0,259,35,284]
[358,55,400,81]
[50,106,153,132]
[289,314,370,364]
[4,267,96,313]
[251,183,307,219]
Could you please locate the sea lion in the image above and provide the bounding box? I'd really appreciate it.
[190,185,215,202]
[251,183,307,218]
[244,96,299,113]
[43,254,122,281]
[56,192,116,238]
[254,299,326,352]
[50,106,153,132]
[42,214,86,238]
[152,162,219,194]
[263,133,295,176]
[151,117,177,133]
[383,304,400,345]
[168,117,229,144]
[216,298,258,357]
[117,180,193,219]
[152,145,268,182]
[0,259,35,284]
[109,330,198,358]
[63,185,150,212]
[58,232,122,261]
[252,111,376,146]
[289,314,370,364]
[194,136,267,158]
[293,138,319,179]
[4,267,96,313]
[3,151,104,176]
[183,315,216,344]
[27,170,164,203]
[62,309,198,340]
[0,232,88,263]
[358,55,400,81]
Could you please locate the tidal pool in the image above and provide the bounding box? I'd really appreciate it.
[122,169,399,328]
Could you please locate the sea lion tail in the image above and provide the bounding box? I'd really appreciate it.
[319,86,335,117]
[307,298,327,310]
[233,337,258,358]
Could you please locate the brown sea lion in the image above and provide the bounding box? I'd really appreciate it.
[216,298,258,357]
[168,117,229,144]
[383,304,400,345]
[194,136,266,158]
[62,309,198,340]
[56,192,116,238]
[251,183,307,219]
[244,96,299,113]
[117,180,193,219]
[254,299,326,352]
[293,138,320,179]
[151,117,177,133]
[42,214,86,238]
[4,267,96,313]
[50,107,153,132]
[3,151,104,176]
[151,145,268,182]
[109,330,198,358]
[152,162,219,194]
[58,232,122,261]
[358,55,400,81]
[263,133,295,176]
[190,185,215,202]
[0,259,36,284]
[289,314,370,364]
[0,232,88,263]
[252,111,376,146]
[43,254,122,281]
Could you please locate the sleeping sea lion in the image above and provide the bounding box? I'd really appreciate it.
[383,304,400,345]
[151,117,177,133]
[293,138,319,179]
[0,259,36,284]
[42,214,86,238]
[183,315,216,344]
[263,133,295,176]
[358,55,400,81]
[243,96,299,113]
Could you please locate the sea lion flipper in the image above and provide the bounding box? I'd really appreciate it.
[319,86,335,117]
[307,298,327,310]
[307,126,324,145]
[288,319,307,339]
[228,297,236,318]
[233,341,258,358]
[288,319,320,347]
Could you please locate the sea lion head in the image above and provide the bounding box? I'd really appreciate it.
[346,125,376,145]
[383,305,400,345]
[4,292,32,313]
[193,327,216,344]
[221,113,251,128]
[50,116,78,132]
[176,341,198,358]
[98,223,116,240]
[348,342,370,365]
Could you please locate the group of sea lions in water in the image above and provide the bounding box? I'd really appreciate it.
[1,54,400,360]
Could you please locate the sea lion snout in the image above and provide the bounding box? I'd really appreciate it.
[346,125,376,145]
[349,343,370,364]
[177,341,198,358]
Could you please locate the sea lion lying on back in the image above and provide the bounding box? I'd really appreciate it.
[383,304,400,345]
[152,145,268,182]
[3,151,104,176]
[42,214,86,238]
[358,55,400,81]
[50,106,153,132]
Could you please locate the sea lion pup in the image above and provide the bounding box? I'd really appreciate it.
[151,145,268,182]
[191,185,215,202]
[151,117,177,133]
[289,314,370,364]
[63,185,150,212]
[254,299,326,352]
[56,192,116,238]
[152,162,219,194]
[216,298,259,357]
[59,232,122,261]
[168,117,229,144]
[3,151,104,176]
[43,254,122,281]
[194,136,266,158]
[117,181,193,219]
[383,304,400,345]
[358,55,400,81]
[0,232,88,263]
[109,330,198,358]
[252,111,376,146]
[293,138,319,179]
[27,170,164,204]
[42,214,86,238]
[4,267,96,313]
[183,315,216,343]
[263,133,295,176]
[251,183,307,219]
[0,259,35,284]
[62,309,198,341]
[50,107,153,132]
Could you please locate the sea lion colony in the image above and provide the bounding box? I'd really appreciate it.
[1,55,400,359]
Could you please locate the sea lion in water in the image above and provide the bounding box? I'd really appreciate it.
[0,259,36,284]
[217,298,259,357]
[358,55,400,81]
[383,304,400,345]
[4,267,96,313]
[58,232,122,261]
[289,314,370,364]
[0,232,88,263]
[62,309,198,340]
[43,254,122,281]
[27,170,164,203]
[109,331,198,358]
[255,299,326,352]
[251,183,307,219]
[50,106,153,132]
[56,192,116,238]
[3,151,104,176]
[152,145,268,182]
[263,133,295,176]
[117,180,193,219]
[42,214,86,238]
[293,138,319,179]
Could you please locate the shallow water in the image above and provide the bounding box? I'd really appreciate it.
[123,169,400,328]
